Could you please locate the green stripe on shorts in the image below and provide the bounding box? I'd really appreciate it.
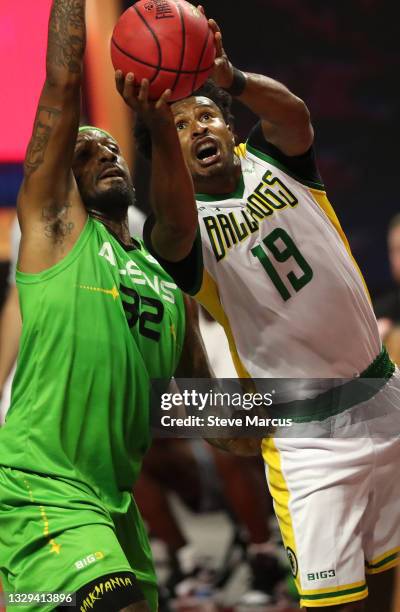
[301,583,367,601]
[366,551,399,570]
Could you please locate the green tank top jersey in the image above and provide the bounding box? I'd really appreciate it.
[0,217,185,509]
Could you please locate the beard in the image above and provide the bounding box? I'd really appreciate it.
[80,181,136,221]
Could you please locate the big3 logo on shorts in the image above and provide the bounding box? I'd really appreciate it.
[75,551,104,571]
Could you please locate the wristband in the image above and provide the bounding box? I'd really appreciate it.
[223,67,247,97]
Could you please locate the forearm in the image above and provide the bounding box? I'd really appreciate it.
[22,0,86,185]
[232,70,313,155]
[150,125,198,262]
[45,0,86,86]
[239,72,309,128]
[0,287,22,393]
[19,0,87,237]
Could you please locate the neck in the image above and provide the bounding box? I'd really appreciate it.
[194,156,241,196]
[89,210,132,246]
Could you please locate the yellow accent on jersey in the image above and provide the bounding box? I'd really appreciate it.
[195,269,250,378]
[234,143,247,158]
[77,284,120,300]
[309,188,372,303]
[49,539,61,555]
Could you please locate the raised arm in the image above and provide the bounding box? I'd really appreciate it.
[208,18,314,157]
[116,76,197,262]
[18,0,88,273]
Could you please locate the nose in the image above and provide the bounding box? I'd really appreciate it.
[98,144,117,162]
[191,120,208,139]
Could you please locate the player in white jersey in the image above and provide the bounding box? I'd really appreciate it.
[116,16,400,611]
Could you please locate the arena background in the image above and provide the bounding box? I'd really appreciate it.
[0,0,398,307]
[0,1,399,610]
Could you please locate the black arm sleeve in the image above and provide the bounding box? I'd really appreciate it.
[247,122,323,188]
[143,215,204,295]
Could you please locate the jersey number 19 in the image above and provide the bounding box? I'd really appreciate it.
[251,228,313,301]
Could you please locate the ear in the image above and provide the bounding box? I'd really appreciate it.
[227,124,236,146]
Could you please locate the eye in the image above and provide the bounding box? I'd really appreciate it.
[108,143,119,153]
[201,112,212,121]
[176,121,187,131]
[74,146,88,161]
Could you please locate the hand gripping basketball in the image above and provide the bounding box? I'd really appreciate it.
[115,71,173,128]
[197,7,234,89]
[111,0,216,101]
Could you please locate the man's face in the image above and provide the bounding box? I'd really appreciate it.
[171,96,236,186]
[72,129,134,219]
[388,225,400,284]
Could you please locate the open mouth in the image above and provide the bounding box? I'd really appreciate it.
[194,139,220,167]
[98,167,124,181]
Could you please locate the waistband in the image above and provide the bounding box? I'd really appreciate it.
[269,346,395,423]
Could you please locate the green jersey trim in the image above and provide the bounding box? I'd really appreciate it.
[272,347,394,423]
[246,143,325,190]
[196,174,245,202]
[16,216,93,284]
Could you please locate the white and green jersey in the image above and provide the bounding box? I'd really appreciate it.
[145,123,381,378]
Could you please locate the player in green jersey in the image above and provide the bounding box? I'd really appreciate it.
[0,1,211,611]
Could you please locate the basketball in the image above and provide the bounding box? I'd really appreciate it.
[111,0,216,102]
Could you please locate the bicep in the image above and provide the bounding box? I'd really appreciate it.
[18,80,86,227]
[17,81,87,270]
[261,111,314,158]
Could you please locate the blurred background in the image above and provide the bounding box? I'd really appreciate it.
[0,1,399,610]
[1,0,399,305]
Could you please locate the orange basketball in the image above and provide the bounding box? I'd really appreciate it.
[111,0,216,101]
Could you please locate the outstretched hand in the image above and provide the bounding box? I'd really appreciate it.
[197,5,234,89]
[115,71,173,129]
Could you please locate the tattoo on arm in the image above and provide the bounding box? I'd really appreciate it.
[47,0,86,74]
[24,105,61,178]
[42,201,75,246]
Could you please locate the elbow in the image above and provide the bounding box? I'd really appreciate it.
[293,95,311,126]
[292,96,314,150]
